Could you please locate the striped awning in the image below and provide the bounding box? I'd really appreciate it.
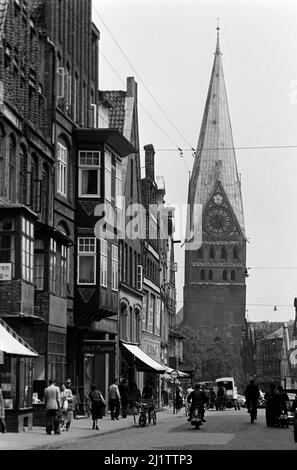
[0,318,38,357]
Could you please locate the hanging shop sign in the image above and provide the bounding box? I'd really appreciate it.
[0,263,12,281]
[82,340,116,354]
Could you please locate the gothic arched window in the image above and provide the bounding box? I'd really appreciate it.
[200,269,205,281]
[231,270,236,281]
[221,247,227,259]
[209,270,213,281]
[209,246,215,259]
[233,247,239,259]
[223,270,227,281]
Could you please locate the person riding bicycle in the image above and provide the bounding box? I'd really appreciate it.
[187,383,208,423]
[244,379,260,420]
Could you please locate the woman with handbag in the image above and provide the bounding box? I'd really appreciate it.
[89,384,106,430]
[60,383,74,431]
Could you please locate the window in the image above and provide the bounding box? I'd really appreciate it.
[155,298,161,335]
[8,135,16,201]
[209,270,213,281]
[0,217,15,278]
[78,237,96,285]
[209,246,215,259]
[231,270,236,281]
[221,247,227,259]
[142,292,147,330]
[223,270,227,281]
[49,239,57,292]
[130,158,134,198]
[115,161,122,209]
[34,239,45,290]
[57,142,68,197]
[200,269,205,281]
[79,151,101,197]
[198,247,204,259]
[111,244,118,291]
[148,294,154,334]
[233,247,239,259]
[100,238,107,287]
[60,245,67,297]
[21,217,34,283]
[41,164,49,223]
[19,146,28,205]
[105,151,112,202]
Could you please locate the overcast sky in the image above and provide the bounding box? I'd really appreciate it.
[93,0,297,323]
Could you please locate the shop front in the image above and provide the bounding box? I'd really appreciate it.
[0,318,38,432]
[120,341,166,406]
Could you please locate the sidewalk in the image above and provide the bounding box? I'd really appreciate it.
[0,407,179,450]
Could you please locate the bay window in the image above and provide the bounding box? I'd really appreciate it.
[77,237,96,285]
[79,151,101,197]
[100,238,107,287]
[57,142,68,197]
[21,217,34,283]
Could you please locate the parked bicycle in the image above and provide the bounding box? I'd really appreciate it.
[134,400,156,427]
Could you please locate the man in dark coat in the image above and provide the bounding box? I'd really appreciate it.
[118,378,131,418]
[245,379,260,419]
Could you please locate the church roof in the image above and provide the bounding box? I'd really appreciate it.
[189,29,245,235]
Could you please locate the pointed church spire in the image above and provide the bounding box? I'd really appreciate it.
[189,27,245,235]
[216,18,221,55]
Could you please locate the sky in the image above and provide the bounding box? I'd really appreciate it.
[92,0,297,323]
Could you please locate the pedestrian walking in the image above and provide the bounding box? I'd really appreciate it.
[119,378,131,418]
[44,379,61,435]
[277,385,290,415]
[175,386,183,413]
[0,384,6,433]
[109,378,121,420]
[66,378,78,418]
[217,384,226,411]
[244,379,260,420]
[89,384,106,430]
[60,382,74,431]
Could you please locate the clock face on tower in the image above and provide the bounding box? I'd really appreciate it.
[205,206,233,235]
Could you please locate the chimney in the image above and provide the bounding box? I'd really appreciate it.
[144,144,155,180]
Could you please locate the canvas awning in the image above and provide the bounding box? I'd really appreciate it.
[164,365,190,379]
[121,342,166,374]
[0,318,38,357]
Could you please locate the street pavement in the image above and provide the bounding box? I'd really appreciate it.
[1,407,297,451]
[0,407,175,450]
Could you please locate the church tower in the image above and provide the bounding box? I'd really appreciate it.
[184,28,247,383]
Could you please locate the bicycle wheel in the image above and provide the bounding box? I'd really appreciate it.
[139,414,146,427]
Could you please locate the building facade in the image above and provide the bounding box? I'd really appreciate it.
[183,29,248,387]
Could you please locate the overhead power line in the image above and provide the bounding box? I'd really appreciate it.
[93,6,193,150]
[99,49,190,173]
[139,145,297,152]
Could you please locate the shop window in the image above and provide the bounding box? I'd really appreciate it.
[34,239,45,290]
[21,217,34,283]
[111,244,118,291]
[78,151,101,197]
[48,331,66,385]
[78,237,96,285]
[57,141,68,197]
[100,238,107,287]
[105,151,112,202]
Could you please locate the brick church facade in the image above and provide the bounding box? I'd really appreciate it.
[183,29,248,386]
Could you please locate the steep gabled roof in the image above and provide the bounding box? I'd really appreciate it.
[101,90,126,134]
[0,0,9,41]
[189,29,245,235]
